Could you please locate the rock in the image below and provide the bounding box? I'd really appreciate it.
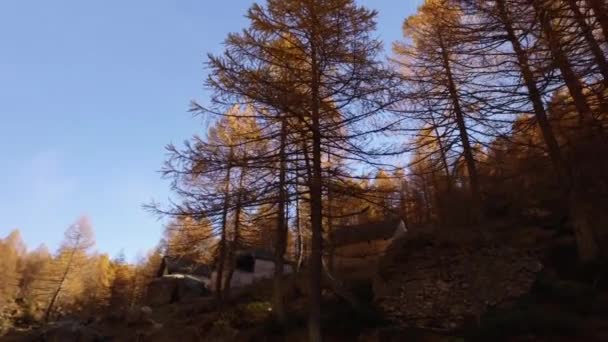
[40,320,107,342]
[374,228,542,331]
[126,306,154,325]
[146,278,176,306]
[146,276,211,307]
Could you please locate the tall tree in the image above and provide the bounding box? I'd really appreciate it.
[395,0,483,220]
[0,230,26,317]
[206,1,400,338]
[43,217,95,322]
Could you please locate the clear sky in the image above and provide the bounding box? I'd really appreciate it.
[0,0,422,260]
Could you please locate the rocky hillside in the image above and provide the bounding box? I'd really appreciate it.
[5,222,608,341]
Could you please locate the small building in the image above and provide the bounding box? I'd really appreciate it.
[149,250,293,300]
[330,218,407,278]
[211,248,294,290]
[147,256,212,306]
[157,255,213,287]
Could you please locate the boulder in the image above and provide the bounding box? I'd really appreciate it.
[146,276,211,307]
[374,228,542,331]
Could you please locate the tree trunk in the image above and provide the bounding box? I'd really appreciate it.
[537,1,599,130]
[421,174,432,223]
[309,119,323,342]
[44,238,79,323]
[566,0,608,87]
[438,33,482,220]
[429,113,452,222]
[433,123,452,194]
[223,166,246,296]
[496,0,570,185]
[398,177,410,227]
[326,150,335,273]
[535,0,603,261]
[497,0,601,262]
[273,116,289,324]
[295,183,304,273]
[587,0,608,42]
[215,153,232,300]
[308,24,324,342]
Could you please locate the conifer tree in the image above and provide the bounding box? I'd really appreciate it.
[206,1,400,337]
[42,217,95,322]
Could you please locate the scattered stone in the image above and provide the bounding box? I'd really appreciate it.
[374,229,542,331]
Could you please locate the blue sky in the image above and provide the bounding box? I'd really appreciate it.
[0,0,422,260]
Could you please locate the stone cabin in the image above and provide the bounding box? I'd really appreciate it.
[149,250,293,305]
[211,248,294,290]
[157,255,213,286]
[330,218,407,278]
[147,256,213,306]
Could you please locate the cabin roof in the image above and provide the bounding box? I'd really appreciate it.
[158,255,212,278]
[332,218,404,247]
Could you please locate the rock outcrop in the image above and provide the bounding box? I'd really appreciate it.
[374,227,543,331]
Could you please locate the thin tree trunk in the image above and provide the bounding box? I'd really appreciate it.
[421,174,433,223]
[433,124,452,193]
[429,113,452,222]
[308,19,324,341]
[223,166,246,296]
[273,116,289,324]
[566,0,608,86]
[587,0,608,42]
[44,238,79,323]
[326,149,335,273]
[498,0,601,262]
[496,0,570,185]
[301,139,313,273]
[215,152,233,300]
[438,33,482,220]
[430,170,444,223]
[295,183,303,273]
[309,121,323,342]
[398,176,410,227]
[536,1,599,130]
[535,0,603,261]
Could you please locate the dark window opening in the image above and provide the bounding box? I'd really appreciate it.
[236,254,255,273]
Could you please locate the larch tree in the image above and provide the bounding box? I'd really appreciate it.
[161,215,216,263]
[42,216,95,322]
[394,0,483,221]
[460,0,608,261]
[206,1,400,338]
[0,230,26,318]
[19,244,52,317]
[158,106,269,299]
[80,253,113,316]
[108,253,134,317]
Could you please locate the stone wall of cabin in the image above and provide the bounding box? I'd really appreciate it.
[333,239,392,278]
[210,259,293,290]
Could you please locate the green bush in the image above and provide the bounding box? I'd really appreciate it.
[240,301,272,324]
[206,317,239,341]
